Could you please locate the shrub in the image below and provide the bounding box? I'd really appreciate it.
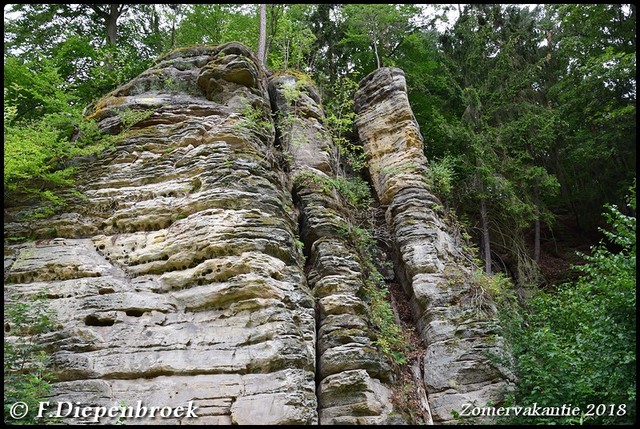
[499,182,636,425]
[4,291,56,424]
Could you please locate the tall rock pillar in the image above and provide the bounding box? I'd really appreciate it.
[269,74,402,424]
[354,67,513,423]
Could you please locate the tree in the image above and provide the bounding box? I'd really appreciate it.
[542,4,636,231]
[172,4,257,50]
[88,4,127,46]
[4,4,171,105]
[341,4,421,72]
[303,4,348,86]
[433,5,563,285]
[267,5,315,71]
[166,4,180,50]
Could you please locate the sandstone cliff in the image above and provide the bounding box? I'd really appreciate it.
[4,43,511,424]
[354,68,514,422]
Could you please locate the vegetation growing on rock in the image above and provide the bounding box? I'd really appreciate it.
[3,4,635,425]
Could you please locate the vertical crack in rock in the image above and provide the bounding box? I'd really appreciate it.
[269,74,402,424]
[4,43,317,425]
[3,45,516,426]
[354,67,514,424]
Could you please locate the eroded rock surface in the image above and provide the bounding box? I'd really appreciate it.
[354,67,513,423]
[4,45,513,426]
[4,43,317,425]
[269,74,399,424]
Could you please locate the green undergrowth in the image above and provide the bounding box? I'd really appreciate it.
[4,291,57,425]
[293,170,373,213]
[313,172,410,366]
[339,222,411,367]
[4,103,151,219]
[498,184,636,425]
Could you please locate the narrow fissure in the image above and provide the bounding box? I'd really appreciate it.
[370,199,434,425]
[298,201,323,424]
[270,86,323,423]
[268,69,435,424]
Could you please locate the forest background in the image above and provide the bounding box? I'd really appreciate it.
[3,4,636,425]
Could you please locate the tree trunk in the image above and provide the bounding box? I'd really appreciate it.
[169,4,179,49]
[373,40,381,68]
[170,21,175,50]
[88,4,124,47]
[534,218,541,263]
[257,4,267,65]
[533,187,541,263]
[480,198,492,274]
[328,43,336,84]
[265,4,281,67]
[106,4,119,45]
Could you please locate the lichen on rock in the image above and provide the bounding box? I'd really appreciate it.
[354,67,514,424]
[4,44,513,426]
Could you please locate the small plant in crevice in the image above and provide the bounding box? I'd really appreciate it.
[275,110,308,149]
[294,238,307,264]
[233,97,273,140]
[338,221,410,367]
[114,400,128,425]
[463,270,517,319]
[423,155,456,201]
[293,170,373,215]
[281,79,305,105]
[118,108,154,134]
[362,268,410,366]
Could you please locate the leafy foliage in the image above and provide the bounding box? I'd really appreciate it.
[500,182,636,424]
[324,76,365,173]
[423,155,456,199]
[363,268,410,366]
[4,105,106,211]
[339,223,410,367]
[4,4,165,105]
[542,4,636,230]
[173,4,257,49]
[294,171,372,213]
[341,4,421,71]
[4,291,57,425]
[267,5,316,71]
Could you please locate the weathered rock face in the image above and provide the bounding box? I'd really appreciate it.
[269,74,399,424]
[4,43,317,425]
[354,67,513,423]
[4,45,512,425]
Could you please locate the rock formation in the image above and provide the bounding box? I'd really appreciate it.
[354,67,513,423]
[269,74,399,424]
[4,44,511,425]
[5,43,317,425]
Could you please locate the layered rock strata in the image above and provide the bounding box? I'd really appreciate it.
[269,74,399,424]
[354,67,513,423]
[4,45,514,426]
[4,43,317,425]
